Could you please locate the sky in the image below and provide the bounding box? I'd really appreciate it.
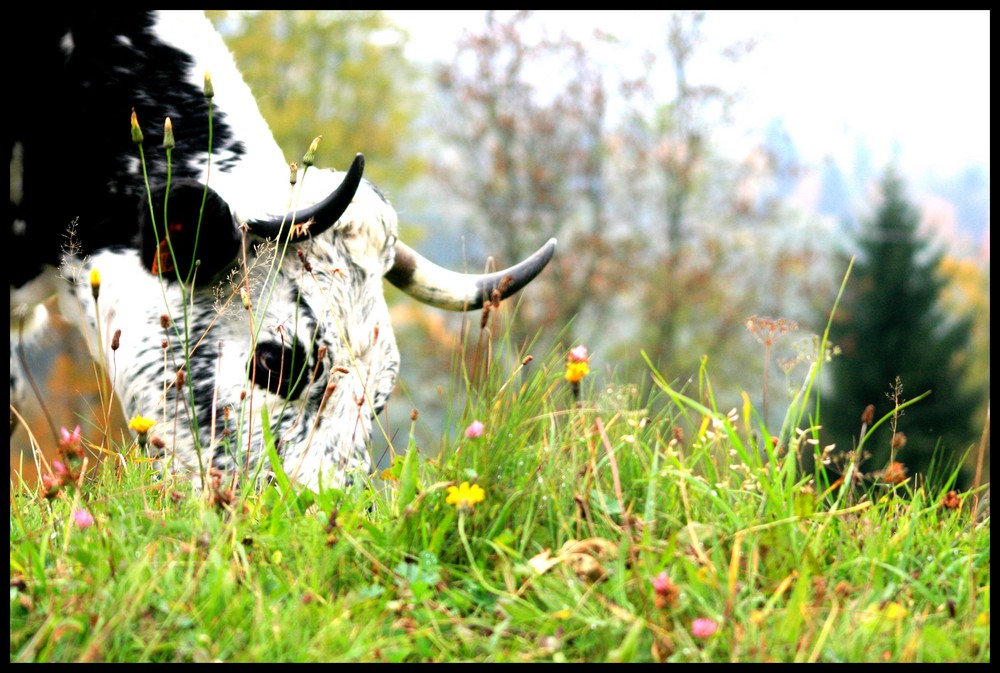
[389,10,990,190]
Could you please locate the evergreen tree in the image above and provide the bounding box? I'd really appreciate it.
[824,168,979,487]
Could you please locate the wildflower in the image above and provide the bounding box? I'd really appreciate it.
[130,109,143,145]
[691,617,718,639]
[128,414,156,435]
[565,343,591,384]
[73,509,95,530]
[941,490,961,510]
[60,425,82,448]
[881,602,907,622]
[128,414,157,449]
[303,135,322,167]
[446,481,485,511]
[41,472,64,499]
[890,432,907,452]
[565,360,590,384]
[464,420,485,439]
[745,316,798,346]
[861,404,875,426]
[203,70,214,99]
[881,461,908,486]
[162,116,175,150]
[52,460,70,477]
[89,268,101,300]
[651,571,680,609]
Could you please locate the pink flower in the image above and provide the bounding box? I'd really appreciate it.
[61,425,82,444]
[568,345,589,363]
[52,460,70,477]
[73,509,95,530]
[651,571,680,609]
[691,617,718,639]
[464,420,485,439]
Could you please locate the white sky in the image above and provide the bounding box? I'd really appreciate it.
[389,10,990,182]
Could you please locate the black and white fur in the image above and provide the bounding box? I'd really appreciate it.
[10,10,554,491]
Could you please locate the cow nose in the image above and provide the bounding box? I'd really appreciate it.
[251,341,311,400]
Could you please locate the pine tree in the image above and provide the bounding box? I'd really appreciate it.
[824,168,979,487]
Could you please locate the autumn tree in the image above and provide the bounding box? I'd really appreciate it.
[208,10,423,189]
[824,168,981,486]
[432,10,623,348]
[608,11,840,423]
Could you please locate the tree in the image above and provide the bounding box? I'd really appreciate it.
[432,10,623,348]
[207,10,424,190]
[824,168,980,486]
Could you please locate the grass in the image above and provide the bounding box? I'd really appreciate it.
[9,301,991,663]
[9,104,990,661]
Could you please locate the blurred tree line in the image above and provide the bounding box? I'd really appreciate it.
[824,169,986,488]
[208,10,987,483]
[206,10,425,191]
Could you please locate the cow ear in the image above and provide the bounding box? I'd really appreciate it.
[140,180,241,284]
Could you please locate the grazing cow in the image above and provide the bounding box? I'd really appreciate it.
[9,10,555,491]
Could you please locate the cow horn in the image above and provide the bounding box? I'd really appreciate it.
[245,153,365,242]
[385,238,557,311]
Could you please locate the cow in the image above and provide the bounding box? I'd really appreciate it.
[9,10,555,491]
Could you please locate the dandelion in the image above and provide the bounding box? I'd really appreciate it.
[446,481,485,511]
[464,420,485,439]
[128,414,156,450]
[73,509,95,530]
[651,571,680,609]
[130,108,143,145]
[89,268,101,300]
[128,414,156,435]
[163,117,175,150]
[203,70,214,99]
[303,135,322,167]
[691,617,718,639]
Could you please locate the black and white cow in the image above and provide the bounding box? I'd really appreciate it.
[9,10,555,490]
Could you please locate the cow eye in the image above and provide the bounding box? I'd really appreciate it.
[251,341,312,400]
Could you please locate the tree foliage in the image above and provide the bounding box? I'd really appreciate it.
[432,10,623,347]
[432,11,837,416]
[207,10,424,190]
[824,168,981,486]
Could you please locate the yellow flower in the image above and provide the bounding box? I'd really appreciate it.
[446,481,485,510]
[882,602,908,621]
[130,109,143,145]
[565,360,590,384]
[89,268,101,299]
[128,414,157,435]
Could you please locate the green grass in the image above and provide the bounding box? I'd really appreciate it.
[9,310,990,663]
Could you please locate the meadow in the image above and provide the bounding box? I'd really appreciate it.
[9,290,991,663]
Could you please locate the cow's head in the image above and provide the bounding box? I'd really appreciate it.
[66,153,555,491]
[9,10,555,492]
